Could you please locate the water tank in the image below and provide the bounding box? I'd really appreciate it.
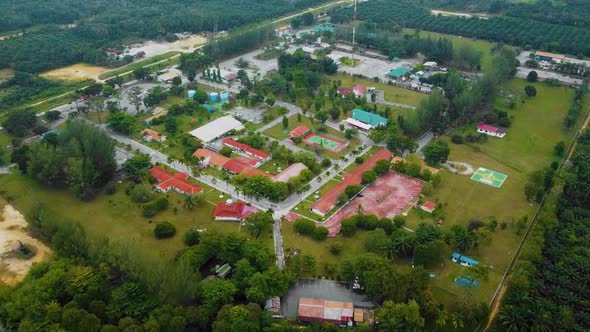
[188,90,196,98]
[209,92,219,102]
[226,199,233,206]
[220,91,229,102]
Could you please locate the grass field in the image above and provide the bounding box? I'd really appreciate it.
[0,172,249,261]
[408,29,498,72]
[329,74,427,106]
[98,52,181,80]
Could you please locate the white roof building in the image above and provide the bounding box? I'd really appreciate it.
[189,116,245,143]
[345,118,372,131]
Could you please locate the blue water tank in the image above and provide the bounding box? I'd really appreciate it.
[188,90,196,98]
[220,91,229,102]
[209,92,219,102]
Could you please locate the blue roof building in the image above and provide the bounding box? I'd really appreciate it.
[201,104,216,114]
[451,252,479,267]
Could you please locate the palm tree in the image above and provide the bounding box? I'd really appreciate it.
[381,239,397,260]
[183,193,204,209]
[394,234,414,257]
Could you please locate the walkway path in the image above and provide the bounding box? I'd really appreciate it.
[371,90,416,110]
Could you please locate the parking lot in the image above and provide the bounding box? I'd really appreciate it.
[327,49,420,80]
[282,278,376,319]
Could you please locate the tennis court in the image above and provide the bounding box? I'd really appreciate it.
[470,167,507,188]
[303,133,347,152]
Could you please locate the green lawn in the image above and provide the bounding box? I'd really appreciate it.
[329,74,427,106]
[0,172,245,260]
[282,219,370,278]
[408,29,498,72]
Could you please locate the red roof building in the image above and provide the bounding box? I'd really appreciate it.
[289,126,311,140]
[353,84,366,97]
[298,298,354,325]
[421,201,437,213]
[241,167,272,178]
[477,122,506,138]
[310,149,394,216]
[214,199,257,221]
[222,159,251,175]
[337,87,353,96]
[223,138,270,161]
[150,166,202,195]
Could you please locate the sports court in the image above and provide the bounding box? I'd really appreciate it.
[303,133,347,153]
[322,172,424,236]
[470,167,507,188]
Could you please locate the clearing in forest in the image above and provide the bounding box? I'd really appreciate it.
[41,63,109,82]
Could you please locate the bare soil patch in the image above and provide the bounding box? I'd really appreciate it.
[0,204,52,286]
[41,63,109,82]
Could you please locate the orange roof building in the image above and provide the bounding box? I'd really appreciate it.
[142,128,165,142]
[421,201,437,213]
[310,149,394,216]
[193,149,231,169]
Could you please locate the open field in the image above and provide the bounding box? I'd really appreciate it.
[281,219,370,278]
[0,172,245,260]
[126,35,207,58]
[41,63,109,82]
[329,74,427,106]
[98,51,181,80]
[0,68,14,80]
[408,29,498,72]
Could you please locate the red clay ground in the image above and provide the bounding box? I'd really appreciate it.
[322,172,424,236]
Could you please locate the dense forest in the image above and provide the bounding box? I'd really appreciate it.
[495,130,590,331]
[332,0,590,56]
[0,0,328,73]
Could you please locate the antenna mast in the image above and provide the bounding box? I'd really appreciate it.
[352,0,358,63]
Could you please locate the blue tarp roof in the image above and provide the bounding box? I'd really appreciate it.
[451,252,479,265]
[201,104,216,113]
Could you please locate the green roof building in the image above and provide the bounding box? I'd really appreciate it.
[388,66,410,78]
[352,109,389,128]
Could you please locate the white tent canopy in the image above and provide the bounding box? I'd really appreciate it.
[189,116,245,143]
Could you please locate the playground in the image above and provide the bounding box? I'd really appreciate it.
[470,167,507,188]
[323,172,424,236]
[303,133,347,153]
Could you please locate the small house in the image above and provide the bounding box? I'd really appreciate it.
[289,126,311,140]
[353,84,366,98]
[142,129,166,142]
[337,87,353,97]
[477,122,506,138]
[451,252,479,267]
[423,61,438,70]
[421,201,436,213]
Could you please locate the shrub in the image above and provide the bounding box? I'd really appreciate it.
[294,219,316,235]
[329,241,343,255]
[451,134,464,144]
[142,197,169,218]
[340,218,357,237]
[361,170,377,184]
[321,158,332,168]
[497,117,511,128]
[354,157,364,164]
[183,230,200,246]
[219,146,233,157]
[524,85,537,97]
[526,71,538,82]
[154,222,176,239]
[553,141,566,157]
[393,215,406,228]
[313,227,329,241]
[130,184,154,203]
[345,184,364,199]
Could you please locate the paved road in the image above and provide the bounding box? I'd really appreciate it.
[415,131,434,156]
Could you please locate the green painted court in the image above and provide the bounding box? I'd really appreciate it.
[471,167,507,188]
[303,133,347,152]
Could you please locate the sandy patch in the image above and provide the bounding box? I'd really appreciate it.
[0,68,14,80]
[41,63,109,82]
[0,205,52,286]
[127,35,208,58]
[431,9,489,19]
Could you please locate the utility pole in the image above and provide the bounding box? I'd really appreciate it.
[351,0,358,64]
